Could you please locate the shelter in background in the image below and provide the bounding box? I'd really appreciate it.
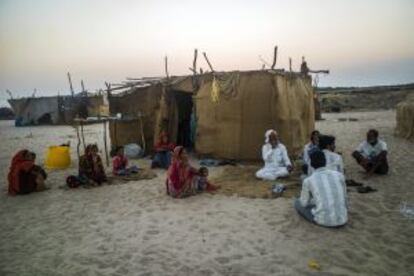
[396,95,414,141]
[8,94,106,126]
[108,70,315,161]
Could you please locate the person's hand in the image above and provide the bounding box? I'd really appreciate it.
[287,165,293,172]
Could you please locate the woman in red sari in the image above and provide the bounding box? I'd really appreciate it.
[8,150,47,196]
[166,146,219,198]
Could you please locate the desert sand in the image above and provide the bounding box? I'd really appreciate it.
[0,110,413,276]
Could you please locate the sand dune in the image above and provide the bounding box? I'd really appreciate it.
[0,110,413,276]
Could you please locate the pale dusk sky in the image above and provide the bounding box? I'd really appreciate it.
[0,0,413,105]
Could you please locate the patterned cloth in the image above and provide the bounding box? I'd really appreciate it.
[300,167,348,227]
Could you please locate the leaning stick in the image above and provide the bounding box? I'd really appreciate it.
[289,57,292,72]
[202,52,215,73]
[103,120,109,167]
[76,123,81,159]
[271,46,278,70]
[165,56,169,79]
[138,112,146,154]
[80,121,86,151]
[67,72,74,97]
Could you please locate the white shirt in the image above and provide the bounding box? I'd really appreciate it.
[300,167,348,227]
[303,142,319,165]
[308,149,344,175]
[262,143,291,169]
[356,140,387,159]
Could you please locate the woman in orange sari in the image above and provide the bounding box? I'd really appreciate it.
[166,146,219,198]
[8,150,47,195]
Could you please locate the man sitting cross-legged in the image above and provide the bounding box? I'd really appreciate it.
[294,150,348,228]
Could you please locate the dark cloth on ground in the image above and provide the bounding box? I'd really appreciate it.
[352,151,389,174]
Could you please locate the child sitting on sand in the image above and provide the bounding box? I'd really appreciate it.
[198,167,220,192]
[112,146,139,176]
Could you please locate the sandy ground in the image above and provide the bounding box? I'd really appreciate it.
[0,110,413,276]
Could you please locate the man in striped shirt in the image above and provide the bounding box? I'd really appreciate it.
[295,150,348,227]
[307,135,344,175]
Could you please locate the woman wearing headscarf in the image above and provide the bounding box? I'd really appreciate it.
[151,131,175,169]
[256,129,293,181]
[79,144,107,185]
[8,150,47,195]
[166,146,218,198]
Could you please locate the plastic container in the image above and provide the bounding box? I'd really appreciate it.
[45,146,71,169]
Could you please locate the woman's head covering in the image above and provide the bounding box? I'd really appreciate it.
[8,149,35,196]
[264,129,278,143]
[172,146,184,161]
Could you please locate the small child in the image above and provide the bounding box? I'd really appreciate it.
[198,167,220,192]
[112,146,139,176]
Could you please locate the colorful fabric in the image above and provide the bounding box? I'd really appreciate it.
[8,150,35,196]
[166,146,198,198]
[79,146,107,184]
[112,155,128,175]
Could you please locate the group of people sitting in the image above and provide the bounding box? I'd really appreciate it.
[7,127,389,229]
[255,128,388,228]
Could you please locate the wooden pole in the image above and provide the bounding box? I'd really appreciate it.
[138,112,146,154]
[80,121,86,151]
[67,72,74,97]
[202,52,215,73]
[103,120,109,167]
[192,48,198,90]
[164,56,169,79]
[76,123,81,159]
[271,46,278,70]
[289,57,292,72]
[81,80,85,93]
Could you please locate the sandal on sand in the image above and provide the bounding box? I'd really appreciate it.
[357,186,377,193]
[346,179,364,187]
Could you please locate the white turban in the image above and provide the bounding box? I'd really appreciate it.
[265,129,278,143]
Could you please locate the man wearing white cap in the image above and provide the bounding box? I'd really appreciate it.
[256,129,293,181]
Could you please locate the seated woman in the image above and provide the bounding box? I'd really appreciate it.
[152,132,175,169]
[79,144,107,185]
[256,129,293,181]
[112,146,139,176]
[166,146,218,198]
[302,130,320,175]
[8,150,48,196]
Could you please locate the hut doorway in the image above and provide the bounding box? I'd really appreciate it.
[173,90,193,149]
[37,112,53,124]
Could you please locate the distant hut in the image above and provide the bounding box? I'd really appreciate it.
[8,94,105,126]
[108,70,315,160]
[396,96,414,141]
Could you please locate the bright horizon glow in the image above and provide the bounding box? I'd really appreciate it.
[1,0,414,106]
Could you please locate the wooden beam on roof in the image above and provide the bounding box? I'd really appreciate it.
[67,72,74,97]
[271,46,278,70]
[202,52,215,73]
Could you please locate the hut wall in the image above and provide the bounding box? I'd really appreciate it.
[108,85,163,150]
[194,71,315,160]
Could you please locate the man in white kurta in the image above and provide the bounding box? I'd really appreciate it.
[308,135,344,175]
[256,129,292,181]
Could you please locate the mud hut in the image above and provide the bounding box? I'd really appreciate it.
[396,96,414,141]
[108,70,315,160]
[8,94,105,126]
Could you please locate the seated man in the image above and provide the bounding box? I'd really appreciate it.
[302,130,320,175]
[309,135,344,175]
[352,129,388,175]
[295,150,348,227]
[256,129,293,181]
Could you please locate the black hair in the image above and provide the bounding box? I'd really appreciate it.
[310,130,320,140]
[199,166,208,173]
[319,135,335,150]
[367,129,379,138]
[310,150,326,169]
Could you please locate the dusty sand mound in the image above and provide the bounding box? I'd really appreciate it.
[210,165,301,199]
